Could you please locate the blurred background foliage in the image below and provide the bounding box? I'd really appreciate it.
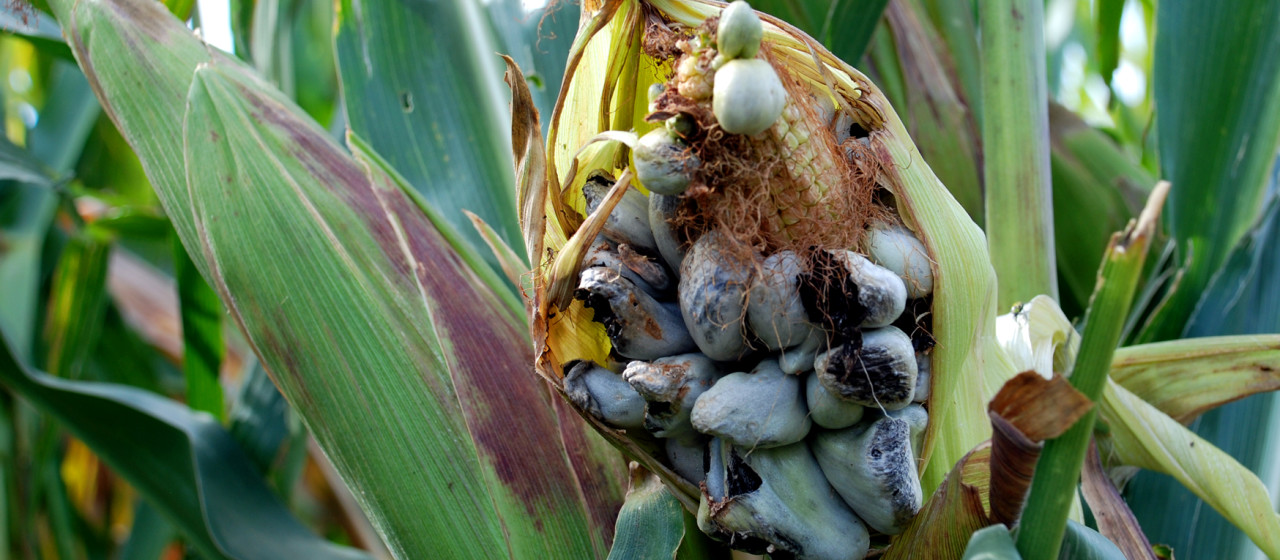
[0,0,1275,558]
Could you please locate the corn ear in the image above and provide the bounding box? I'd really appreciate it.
[517,0,1014,509]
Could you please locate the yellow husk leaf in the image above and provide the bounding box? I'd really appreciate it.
[1099,380,1280,557]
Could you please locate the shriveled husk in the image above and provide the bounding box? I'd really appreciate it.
[513,0,1017,537]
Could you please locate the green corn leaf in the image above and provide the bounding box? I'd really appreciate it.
[0,64,93,362]
[1138,0,1280,342]
[161,0,193,20]
[751,0,888,63]
[981,0,1057,307]
[91,303,169,396]
[182,59,608,558]
[0,330,372,560]
[1111,335,1280,424]
[0,184,57,362]
[820,0,891,64]
[39,435,79,560]
[607,468,686,560]
[227,358,290,475]
[43,230,112,380]
[228,0,254,58]
[746,0,825,37]
[963,522,1127,560]
[1126,192,1280,559]
[333,0,522,279]
[245,0,338,124]
[913,0,981,124]
[0,392,9,556]
[174,237,225,421]
[50,0,620,556]
[963,525,1020,560]
[1058,521,1125,560]
[485,1,578,130]
[1093,0,1123,90]
[0,135,58,186]
[119,502,177,560]
[1048,103,1149,315]
[879,0,983,225]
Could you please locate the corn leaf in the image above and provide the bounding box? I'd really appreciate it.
[1125,194,1280,559]
[49,0,614,556]
[174,237,225,420]
[913,0,980,123]
[879,0,983,224]
[1100,380,1280,558]
[0,330,371,560]
[119,502,177,560]
[751,0,888,63]
[1048,103,1148,315]
[963,525,1020,559]
[820,0,891,64]
[1058,521,1126,560]
[1093,0,1123,89]
[29,62,101,172]
[245,0,339,125]
[1080,442,1157,560]
[981,0,1057,308]
[465,210,528,289]
[182,60,606,557]
[333,0,523,280]
[606,468,686,560]
[227,358,289,476]
[1138,0,1280,342]
[485,0,579,131]
[0,136,58,186]
[43,231,112,380]
[1111,335,1280,424]
[0,185,57,362]
[962,521,1128,560]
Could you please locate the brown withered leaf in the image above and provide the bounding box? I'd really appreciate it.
[503,55,549,284]
[988,371,1093,525]
[990,370,1095,441]
[1082,441,1159,560]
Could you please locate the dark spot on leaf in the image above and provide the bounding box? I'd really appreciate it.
[399,91,413,113]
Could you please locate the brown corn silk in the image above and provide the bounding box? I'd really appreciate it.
[519,0,1014,512]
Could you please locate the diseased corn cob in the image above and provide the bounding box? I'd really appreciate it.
[511,0,1013,557]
